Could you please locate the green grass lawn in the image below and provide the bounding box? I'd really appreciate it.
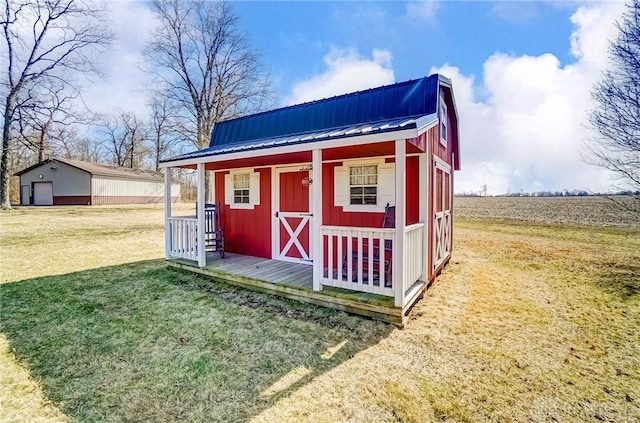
[1,203,639,422]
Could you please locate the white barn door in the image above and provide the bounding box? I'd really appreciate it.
[274,168,312,264]
[433,157,452,270]
[33,182,53,205]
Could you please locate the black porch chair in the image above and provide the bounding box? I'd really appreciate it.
[203,203,225,257]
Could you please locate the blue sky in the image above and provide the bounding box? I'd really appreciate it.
[233,1,577,102]
[86,1,627,194]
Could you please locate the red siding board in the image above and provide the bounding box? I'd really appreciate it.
[216,168,272,259]
[205,152,311,171]
[406,156,419,225]
[53,196,91,205]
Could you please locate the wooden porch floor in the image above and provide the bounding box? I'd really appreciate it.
[168,252,422,325]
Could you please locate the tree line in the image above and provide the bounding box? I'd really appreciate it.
[2,1,638,211]
[1,0,272,208]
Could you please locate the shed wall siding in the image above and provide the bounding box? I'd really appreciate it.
[215,168,272,259]
[322,157,420,228]
[19,161,90,199]
[92,176,180,205]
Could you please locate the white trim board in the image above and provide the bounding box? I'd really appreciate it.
[159,128,418,168]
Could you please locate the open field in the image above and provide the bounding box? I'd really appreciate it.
[454,196,639,228]
[1,199,639,422]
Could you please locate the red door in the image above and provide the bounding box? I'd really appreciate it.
[276,170,312,263]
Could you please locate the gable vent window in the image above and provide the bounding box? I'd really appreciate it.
[440,89,448,146]
[349,165,378,205]
[233,173,250,204]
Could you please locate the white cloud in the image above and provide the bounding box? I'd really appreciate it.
[406,1,440,21]
[80,0,158,118]
[285,48,395,105]
[490,1,541,24]
[432,1,626,195]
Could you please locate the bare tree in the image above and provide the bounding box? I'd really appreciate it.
[14,80,80,162]
[148,96,182,171]
[587,0,640,212]
[0,0,112,209]
[96,110,147,168]
[145,0,273,192]
[58,133,104,162]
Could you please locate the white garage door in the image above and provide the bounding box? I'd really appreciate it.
[33,182,53,205]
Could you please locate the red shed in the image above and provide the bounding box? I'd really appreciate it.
[161,74,460,325]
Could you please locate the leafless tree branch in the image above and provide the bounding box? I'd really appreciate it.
[586,0,640,212]
[1,0,113,209]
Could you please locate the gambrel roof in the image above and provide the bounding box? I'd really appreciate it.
[162,73,460,168]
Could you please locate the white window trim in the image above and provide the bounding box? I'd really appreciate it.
[334,158,395,213]
[225,168,260,209]
[439,89,448,147]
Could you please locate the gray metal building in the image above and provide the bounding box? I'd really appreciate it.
[15,158,181,206]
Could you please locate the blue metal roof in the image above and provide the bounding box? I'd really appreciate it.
[162,74,451,164]
[167,114,437,162]
[210,74,444,148]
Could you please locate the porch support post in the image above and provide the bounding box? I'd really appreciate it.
[164,167,172,260]
[393,139,406,307]
[312,149,323,291]
[419,151,428,282]
[197,163,206,267]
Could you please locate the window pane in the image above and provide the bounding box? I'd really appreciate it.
[350,187,363,196]
[364,186,377,195]
[350,196,363,205]
[363,195,377,205]
[363,165,376,175]
[233,173,249,189]
[234,188,250,204]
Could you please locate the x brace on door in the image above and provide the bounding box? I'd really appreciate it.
[279,212,311,261]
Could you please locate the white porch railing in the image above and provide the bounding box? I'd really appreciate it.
[404,223,425,292]
[320,223,426,300]
[320,226,396,296]
[168,216,198,261]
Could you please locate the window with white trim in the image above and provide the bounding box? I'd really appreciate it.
[349,164,378,205]
[334,160,394,212]
[440,89,448,146]
[233,173,250,204]
[224,170,260,209]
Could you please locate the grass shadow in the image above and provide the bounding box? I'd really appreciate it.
[0,260,392,422]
